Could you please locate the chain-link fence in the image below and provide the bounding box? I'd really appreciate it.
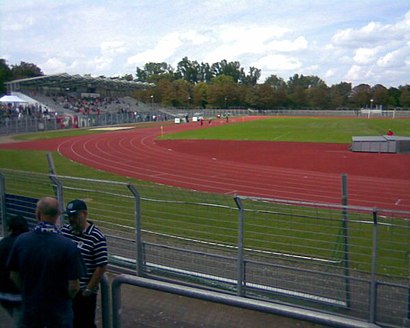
[0,169,409,327]
[2,109,410,136]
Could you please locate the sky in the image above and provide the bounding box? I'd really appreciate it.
[0,0,409,88]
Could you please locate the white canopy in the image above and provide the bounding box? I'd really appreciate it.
[0,95,27,103]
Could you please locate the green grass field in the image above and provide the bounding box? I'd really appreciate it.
[161,117,410,143]
[1,116,409,277]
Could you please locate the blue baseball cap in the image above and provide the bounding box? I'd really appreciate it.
[65,199,87,216]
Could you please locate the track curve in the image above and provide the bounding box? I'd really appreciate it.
[1,119,409,211]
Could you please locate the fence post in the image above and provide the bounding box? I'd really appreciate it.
[100,274,111,328]
[47,152,57,175]
[48,174,64,227]
[341,173,351,308]
[127,184,143,277]
[0,173,6,237]
[234,196,245,297]
[111,277,123,328]
[407,281,410,325]
[369,208,378,323]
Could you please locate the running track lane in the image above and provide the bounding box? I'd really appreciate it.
[1,120,409,212]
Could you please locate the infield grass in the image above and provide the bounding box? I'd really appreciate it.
[161,117,410,143]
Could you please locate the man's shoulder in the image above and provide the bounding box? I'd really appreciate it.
[60,224,73,235]
[87,222,106,240]
[49,232,78,249]
[13,231,34,243]
[0,235,12,247]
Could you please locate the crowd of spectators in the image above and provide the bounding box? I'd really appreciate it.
[52,95,134,115]
[0,103,53,120]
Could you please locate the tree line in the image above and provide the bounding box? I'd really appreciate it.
[1,58,409,110]
[133,57,410,110]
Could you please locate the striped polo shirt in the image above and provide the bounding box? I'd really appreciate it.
[61,221,108,290]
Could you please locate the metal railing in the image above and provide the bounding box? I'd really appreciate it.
[0,168,409,327]
[1,109,409,136]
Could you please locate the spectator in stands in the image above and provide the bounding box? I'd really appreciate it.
[7,196,84,328]
[62,199,108,328]
[0,215,29,327]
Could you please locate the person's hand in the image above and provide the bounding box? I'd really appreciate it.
[82,288,93,297]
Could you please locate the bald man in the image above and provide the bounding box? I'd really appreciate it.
[7,197,85,328]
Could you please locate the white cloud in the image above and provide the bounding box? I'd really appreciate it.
[254,54,302,71]
[42,58,69,73]
[100,41,127,56]
[353,48,379,65]
[267,37,308,52]
[344,65,364,82]
[1,1,409,87]
[324,69,336,79]
[127,32,184,67]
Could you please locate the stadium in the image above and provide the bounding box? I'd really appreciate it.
[1,74,410,327]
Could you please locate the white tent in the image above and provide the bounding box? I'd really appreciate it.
[0,95,27,103]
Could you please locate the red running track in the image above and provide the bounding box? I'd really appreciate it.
[1,118,410,211]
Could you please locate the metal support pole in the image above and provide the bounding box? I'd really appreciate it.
[0,174,6,237]
[369,209,378,323]
[111,274,381,328]
[407,285,410,322]
[48,174,64,227]
[100,274,111,328]
[111,276,123,328]
[404,253,410,327]
[234,196,245,297]
[127,184,143,276]
[47,152,57,175]
[341,173,351,308]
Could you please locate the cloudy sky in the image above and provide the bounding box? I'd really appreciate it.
[1,0,409,87]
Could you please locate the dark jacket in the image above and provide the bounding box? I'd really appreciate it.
[0,233,23,301]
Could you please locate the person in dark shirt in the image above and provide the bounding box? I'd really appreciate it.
[0,215,29,326]
[7,196,85,328]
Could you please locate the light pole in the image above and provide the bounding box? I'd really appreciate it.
[150,95,154,109]
[370,98,374,109]
[224,96,228,109]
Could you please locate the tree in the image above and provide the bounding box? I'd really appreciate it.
[207,75,238,107]
[11,61,43,80]
[136,62,174,82]
[211,60,243,83]
[287,74,326,93]
[121,74,134,81]
[172,79,192,107]
[264,75,287,89]
[176,57,200,84]
[0,59,12,95]
[195,62,212,83]
[371,84,389,108]
[193,82,208,108]
[329,82,352,108]
[399,85,410,107]
[350,84,371,108]
[241,66,261,86]
[387,87,400,107]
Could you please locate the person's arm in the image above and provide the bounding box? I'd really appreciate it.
[68,279,80,298]
[82,265,107,296]
[10,271,22,290]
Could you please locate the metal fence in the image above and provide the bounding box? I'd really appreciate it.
[1,109,410,136]
[0,169,409,327]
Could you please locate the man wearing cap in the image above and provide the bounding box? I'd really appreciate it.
[61,199,108,328]
[7,196,84,328]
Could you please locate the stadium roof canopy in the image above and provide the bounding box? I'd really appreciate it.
[5,73,154,91]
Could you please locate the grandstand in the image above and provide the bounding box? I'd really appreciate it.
[4,73,155,115]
